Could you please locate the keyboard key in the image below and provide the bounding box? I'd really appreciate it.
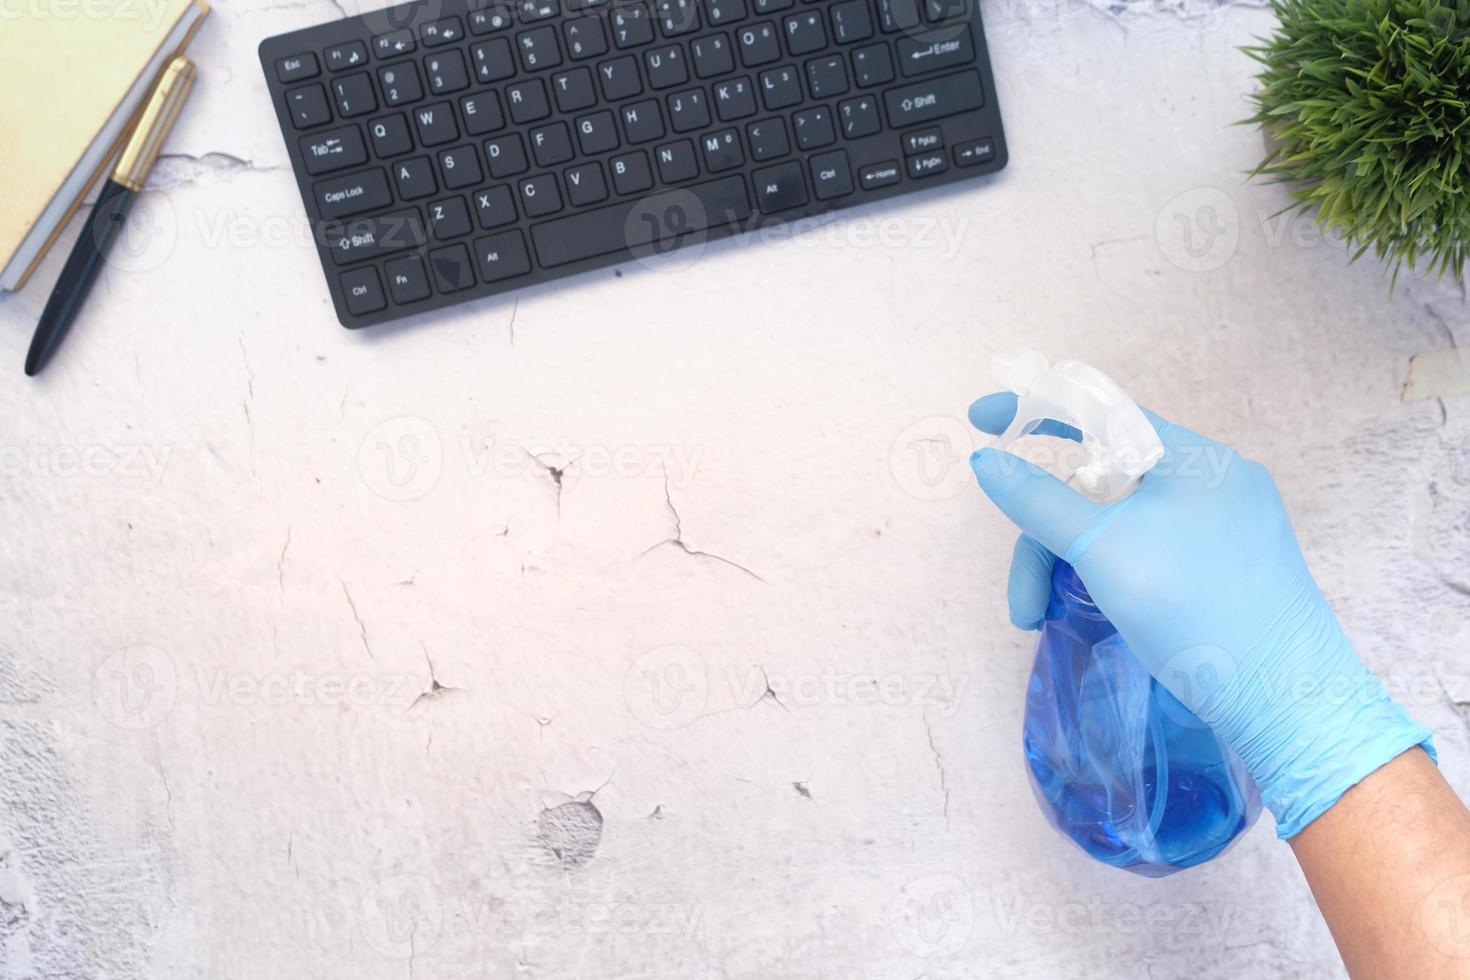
[368,114,413,156]
[859,159,901,189]
[737,22,781,66]
[565,162,610,205]
[484,134,529,176]
[612,5,655,47]
[373,31,416,57]
[378,62,423,105]
[611,151,654,193]
[529,175,750,266]
[287,84,332,128]
[438,145,483,188]
[883,69,983,126]
[656,0,700,35]
[460,93,506,135]
[699,127,743,171]
[519,0,559,21]
[332,72,377,116]
[519,173,563,216]
[713,76,756,119]
[276,53,319,83]
[691,33,734,77]
[325,41,368,71]
[420,17,465,46]
[784,11,825,55]
[953,136,995,166]
[531,122,575,166]
[474,230,533,281]
[706,0,746,25]
[758,65,802,109]
[753,0,793,11]
[906,149,947,177]
[877,0,921,31]
[897,31,974,76]
[564,17,608,59]
[792,105,834,149]
[517,25,563,71]
[506,79,552,122]
[598,56,643,99]
[830,0,873,42]
[621,100,666,143]
[924,0,968,21]
[645,44,688,88]
[314,167,393,218]
[852,43,894,86]
[394,156,438,199]
[554,67,599,111]
[475,185,519,227]
[902,125,942,154]
[300,126,368,175]
[806,54,848,98]
[425,50,470,94]
[469,5,513,33]
[809,149,852,199]
[385,254,432,302]
[575,110,620,153]
[340,266,386,314]
[427,196,473,239]
[746,117,789,160]
[837,95,879,137]
[752,159,806,212]
[429,243,476,292]
[667,88,710,132]
[320,208,426,264]
[473,38,517,82]
[413,102,459,145]
[655,139,698,181]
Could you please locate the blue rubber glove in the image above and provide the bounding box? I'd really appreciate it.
[968,391,1435,839]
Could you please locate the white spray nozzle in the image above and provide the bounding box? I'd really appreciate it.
[990,346,1164,504]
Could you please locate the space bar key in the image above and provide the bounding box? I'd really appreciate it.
[530,176,752,268]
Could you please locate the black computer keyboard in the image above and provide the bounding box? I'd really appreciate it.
[259,0,1007,328]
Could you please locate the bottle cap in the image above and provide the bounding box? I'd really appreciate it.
[991,346,1164,503]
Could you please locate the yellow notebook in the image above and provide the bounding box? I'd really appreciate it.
[0,0,209,291]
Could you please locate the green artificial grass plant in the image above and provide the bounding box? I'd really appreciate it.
[1244,0,1470,281]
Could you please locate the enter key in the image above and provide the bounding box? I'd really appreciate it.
[896,31,975,76]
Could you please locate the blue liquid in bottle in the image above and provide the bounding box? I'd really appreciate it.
[1022,561,1261,876]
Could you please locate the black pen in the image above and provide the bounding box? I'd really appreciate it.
[26,56,197,377]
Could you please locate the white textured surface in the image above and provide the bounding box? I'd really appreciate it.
[2,1,1469,977]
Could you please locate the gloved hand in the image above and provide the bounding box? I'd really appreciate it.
[968,391,1435,839]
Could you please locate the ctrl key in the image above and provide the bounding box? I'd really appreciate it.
[339,266,386,316]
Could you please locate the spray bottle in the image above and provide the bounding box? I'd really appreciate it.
[993,347,1261,876]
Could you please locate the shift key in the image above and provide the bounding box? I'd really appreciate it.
[319,208,426,265]
[883,70,984,128]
